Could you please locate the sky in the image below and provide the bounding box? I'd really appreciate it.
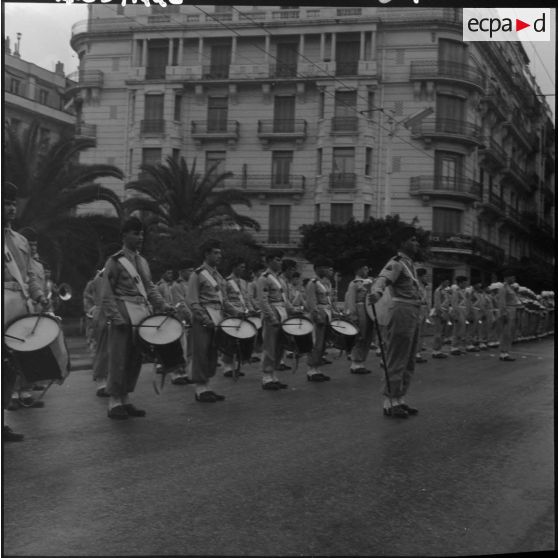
[2,2,555,117]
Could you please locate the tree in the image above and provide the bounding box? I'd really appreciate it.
[123,155,260,233]
[4,120,124,306]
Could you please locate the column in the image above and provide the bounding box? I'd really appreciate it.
[360,31,365,60]
[141,39,147,67]
[371,30,376,59]
[299,34,305,57]
[320,33,325,60]
[167,38,173,66]
[198,37,204,66]
[231,36,237,65]
[265,35,270,64]
[131,39,136,67]
[178,38,184,66]
[330,33,336,61]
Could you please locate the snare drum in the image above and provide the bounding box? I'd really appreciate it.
[4,313,69,383]
[281,316,314,355]
[137,313,185,371]
[216,317,257,363]
[247,316,262,331]
[328,318,359,353]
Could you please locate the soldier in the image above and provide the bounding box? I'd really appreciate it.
[247,263,265,363]
[415,268,430,363]
[344,259,374,375]
[277,258,300,370]
[187,240,228,402]
[101,217,176,419]
[430,277,451,359]
[306,256,335,383]
[3,182,50,440]
[83,272,98,352]
[449,276,469,356]
[486,283,503,348]
[222,257,257,378]
[466,279,485,351]
[89,268,110,397]
[157,268,175,302]
[369,226,423,419]
[497,269,522,361]
[257,249,294,390]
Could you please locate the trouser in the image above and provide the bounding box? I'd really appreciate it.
[106,322,143,397]
[431,315,445,352]
[92,324,109,381]
[307,320,328,368]
[383,303,420,400]
[451,308,467,350]
[2,351,19,409]
[191,319,218,384]
[416,306,428,353]
[350,304,374,364]
[499,307,517,354]
[261,320,283,374]
[467,309,483,346]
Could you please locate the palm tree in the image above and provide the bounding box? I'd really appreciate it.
[4,120,124,286]
[123,155,260,232]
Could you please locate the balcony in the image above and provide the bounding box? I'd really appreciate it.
[228,174,306,199]
[481,84,510,122]
[166,65,202,80]
[254,228,302,248]
[74,123,97,141]
[479,137,507,170]
[329,173,357,190]
[229,64,271,80]
[410,176,481,203]
[503,109,538,153]
[501,157,531,192]
[140,119,165,137]
[257,120,307,145]
[479,191,506,218]
[410,60,485,92]
[410,118,483,147]
[202,65,230,80]
[503,204,528,232]
[429,233,505,264]
[270,63,298,79]
[330,117,359,134]
[65,70,104,94]
[191,120,239,145]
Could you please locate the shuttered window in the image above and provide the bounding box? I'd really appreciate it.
[272,152,293,187]
[269,205,291,243]
[432,207,462,234]
[207,97,228,132]
[331,203,353,225]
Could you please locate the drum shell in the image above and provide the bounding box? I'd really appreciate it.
[281,330,313,355]
[136,314,185,370]
[13,341,67,383]
[327,321,358,352]
[216,329,254,362]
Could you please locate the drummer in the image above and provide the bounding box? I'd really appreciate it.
[345,258,374,375]
[101,217,175,419]
[222,257,258,378]
[247,263,266,363]
[306,256,335,383]
[257,249,293,391]
[3,182,50,441]
[88,268,110,397]
[187,240,228,403]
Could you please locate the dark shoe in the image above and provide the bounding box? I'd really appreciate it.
[96,387,109,397]
[400,403,418,415]
[262,382,281,391]
[415,357,428,364]
[3,426,24,442]
[18,397,45,408]
[383,405,409,418]
[223,370,245,378]
[274,381,288,389]
[195,392,218,402]
[249,356,261,363]
[350,367,372,375]
[320,358,332,365]
[123,404,146,417]
[450,349,462,356]
[307,373,329,382]
[499,355,516,362]
[171,376,192,385]
[107,405,129,420]
[278,363,292,371]
[432,353,448,359]
[206,391,225,401]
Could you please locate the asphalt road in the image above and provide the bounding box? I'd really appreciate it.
[2,338,554,556]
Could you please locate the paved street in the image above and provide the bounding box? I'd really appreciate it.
[2,337,554,556]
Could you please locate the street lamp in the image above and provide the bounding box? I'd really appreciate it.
[361,106,433,217]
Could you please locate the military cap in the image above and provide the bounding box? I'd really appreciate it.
[121,216,144,234]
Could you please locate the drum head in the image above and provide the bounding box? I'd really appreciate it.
[4,314,60,352]
[247,316,262,330]
[137,314,183,345]
[330,319,359,337]
[220,318,257,339]
[282,317,314,336]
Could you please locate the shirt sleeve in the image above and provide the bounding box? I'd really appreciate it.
[371,260,402,295]
[101,258,124,323]
[257,275,276,322]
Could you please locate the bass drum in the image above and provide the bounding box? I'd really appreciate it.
[327,318,359,353]
[281,316,314,355]
[216,317,257,363]
[137,313,185,372]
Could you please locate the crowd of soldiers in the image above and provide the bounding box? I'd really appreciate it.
[4,180,555,440]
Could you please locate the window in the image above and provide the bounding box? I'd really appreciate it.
[365,147,373,176]
[146,39,168,79]
[207,97,228,132]
[205,151,226,177]
[10,78,21,95]
[142,148,162,166]
[39,89,49,105]
[319,91,325,119]
[331,203,353,225]
[208,44,231,78]
[272,151,293,188]
[333,90,357,131]
[436,94,465,133]
[332,147,355,187]
[273,96,295,132]
[336,41,359,76]
[432,207,462,234]
[174,94,182,121]
[275,43,298,77]
[130,91,136,123]
[364,204,371,220]
[143,94,164,134]
[315,204,320,222]
[172,149,181,162]
[438,39,467,68]
[367,91,375,116]
[435,151,463,190]
[392,156,401,173]
[317,148,323,175]
[269,205,291,244]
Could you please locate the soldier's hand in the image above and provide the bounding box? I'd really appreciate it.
[368,292,381,305]
[38,296,50,309]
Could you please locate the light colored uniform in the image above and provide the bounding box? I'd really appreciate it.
[371,252,422,401]
[306,276,333,370]
[187,263,227,385]
[497,283,522,354]
[431,284,450,353]
[171,278,193,361]
[345,277,374,366]
[450,284,468,352]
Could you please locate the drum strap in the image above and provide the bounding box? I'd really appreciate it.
[315,279,332,307]
[201,269,224,305]
[268,273,287,303]
[228,278,246,307]
[117,255,149,302]
[4,241,33,312]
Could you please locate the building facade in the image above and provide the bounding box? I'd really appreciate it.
[68,4,555,282]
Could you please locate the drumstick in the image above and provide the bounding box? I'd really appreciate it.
[4,334,25,342]
[30,315,42,335]
[156,315,170,330]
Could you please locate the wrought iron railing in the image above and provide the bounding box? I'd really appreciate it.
[329,173,357,189]
[258,119,307,135]
[331,117,359,132]
[141,119,165,135]
[410,176,481,197]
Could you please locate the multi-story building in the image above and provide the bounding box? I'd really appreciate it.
[4,36,76,148]
[68,4,554,283]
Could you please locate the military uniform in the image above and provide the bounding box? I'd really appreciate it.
[170,277,193,369]
[344,276,373,373]
[187,263,227,387]
[88,270,110,394]
[450,284,468,354]
[466,287,485,351]
[497,282,522,359]
[431,284,451,357]
[306,276,333,378]
[257,268,293,385]
[370,252,422,404]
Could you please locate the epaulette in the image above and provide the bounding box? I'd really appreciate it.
[393,255,402,261]
[263,271,270,277]
[311,278,318,283]
[111,250,124,261]
[194,266,204,274]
